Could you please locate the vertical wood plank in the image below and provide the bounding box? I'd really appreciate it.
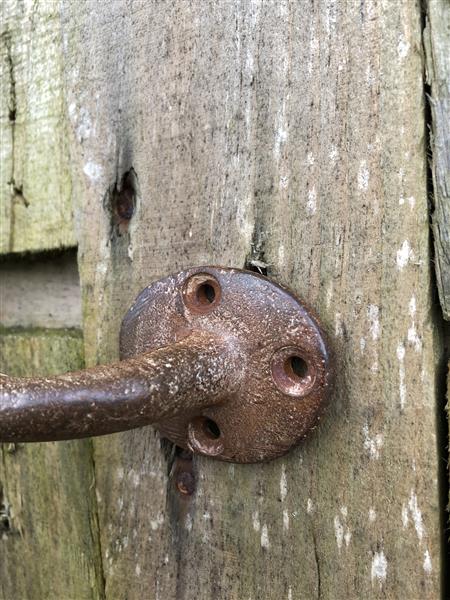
[424,0,450,319]
[61,1,442,598]
[0,0,76,253]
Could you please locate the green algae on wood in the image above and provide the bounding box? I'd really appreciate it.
[0,328,104,600]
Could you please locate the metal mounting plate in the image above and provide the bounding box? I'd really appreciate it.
[120,267,333,463]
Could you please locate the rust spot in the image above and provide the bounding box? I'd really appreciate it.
[110,169,137,234]
[175,471,195,496]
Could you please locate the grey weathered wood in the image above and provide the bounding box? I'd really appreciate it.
[60,1,443,598]
[0,0,76,253]
[0,328,104,600]
[0,251,82,328]
[424,0,450,319]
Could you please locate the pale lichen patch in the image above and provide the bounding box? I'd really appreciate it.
[260,524,270,549]
[423,549,432,575]
[280,464,288,501]
[358,160,370,191]
[396,240,414,270]
[362,424,383,460]
[371,551,387,586]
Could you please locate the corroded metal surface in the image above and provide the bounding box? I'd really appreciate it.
[0,267,333,462]
[121,267,333,463]
[0,331,242,442]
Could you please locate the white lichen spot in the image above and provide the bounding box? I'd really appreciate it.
[371,551,387,585]
[407,296,422,352]
[396,342,406,409]
[408,324,422,352]
[335,313,344,337]
[360,337,366,353]
[362,424,383,460]
[135,564,141,577]
[83,161,103,182]
[283,509,290,531]
[358,161,370,191]
[68,102,77,119]
[306,187,317,215]
[150,512,165,531]
[396,240,414,270]
[367,305,380,341]
[397,37,410,59]
[334,515,344,551]
[408,490,425,541]
[185,513,193,532]
[252,510,261,532]
[279,175,289,189]
[401,195,416,209]
[236,193,254,248]
[307,498,314,514]
[76,107,93,142]
[423,549,432,574]
[402,504,409,527]
[280,464,288,501]
[260,524,270,549]
[274,103,288,160]
[340,506,348,517]
[329,145,339,163]
[288,587,293,600]
[306,152,315,166]
[344,530,352,546]
[368,508,376,522]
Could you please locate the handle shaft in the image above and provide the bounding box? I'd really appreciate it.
[0,331,241,443]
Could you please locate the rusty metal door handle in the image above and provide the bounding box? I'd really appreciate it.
[0,267,333,463]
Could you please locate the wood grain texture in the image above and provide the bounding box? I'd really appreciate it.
[0,328,104,600]
[0,0,76,254]
[0,250,82,328]
[424,0,450,319]
[60,1,443,598]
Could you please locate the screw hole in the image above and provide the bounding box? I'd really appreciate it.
[187,416,224,456]
[271,347,316,397]
[203,418,221,439]
[182,274,221,314]
[286,355,308,380]
[197,283,216,305]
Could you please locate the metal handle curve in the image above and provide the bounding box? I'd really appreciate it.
[0,331,242,443]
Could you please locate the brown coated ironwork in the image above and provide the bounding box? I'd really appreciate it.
[0,267,333,463]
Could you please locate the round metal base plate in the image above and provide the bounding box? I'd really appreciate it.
[120,267,333,463]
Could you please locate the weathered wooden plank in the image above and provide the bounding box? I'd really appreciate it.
[0,250,82,328]
[0,0,76,254]
[61,1,442,598]
[424,0,450,320]
[0,328,104,600]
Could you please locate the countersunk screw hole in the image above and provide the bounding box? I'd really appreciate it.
[271,347,316,397]
[182,274,221,314]
[287,356,308,380]
[197,283,216,305]
[187,416,224,456]
[203,418,221,439]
